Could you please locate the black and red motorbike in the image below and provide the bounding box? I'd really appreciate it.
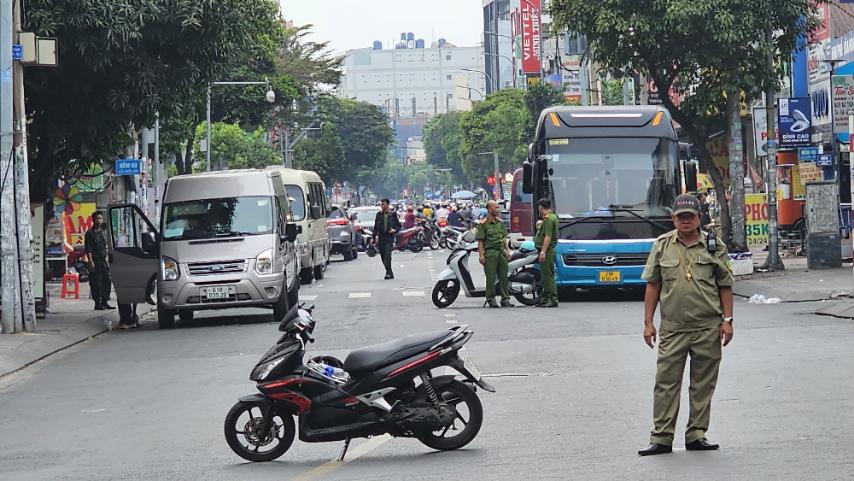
[363,225,425,253]
[224,304,494,462]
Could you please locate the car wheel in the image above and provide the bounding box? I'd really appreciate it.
[342,246,355,261]
[313,263,325,279]
[178,309,194,322]
[299,267,314,284]
[157,307,175,329]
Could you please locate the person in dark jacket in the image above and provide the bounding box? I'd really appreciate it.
[84,211,115,310]
[373,198,402,279]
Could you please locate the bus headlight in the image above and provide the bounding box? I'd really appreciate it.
[255,249,273,274]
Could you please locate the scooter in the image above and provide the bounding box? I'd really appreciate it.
[432,240,542,308]
[363,226,425,253]
[440,225,470,250]
[224,304,493,462]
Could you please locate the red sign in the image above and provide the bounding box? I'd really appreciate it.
[520,0,541,74]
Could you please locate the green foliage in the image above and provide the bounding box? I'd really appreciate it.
[24,0,284,198]
[423,112,466,183]
[601,79,625,106]
[191,123,280,171]
[523,84,567,137]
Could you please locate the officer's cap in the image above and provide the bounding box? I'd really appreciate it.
[672,194,701,216]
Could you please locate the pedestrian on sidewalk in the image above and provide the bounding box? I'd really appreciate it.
[535,198,558,308]
[638,193,734,456]
[84,211,115,311]
[373,198,401,279]
[476,200,513,308]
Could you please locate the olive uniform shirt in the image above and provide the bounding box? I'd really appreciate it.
[641,230,734,332]
[475,218,507,252]
[535,212,558,249]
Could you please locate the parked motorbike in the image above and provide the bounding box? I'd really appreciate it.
[440,225,470,250]
[363,226,425,253]
[432,239,542,308]
[224,304,493,462]
[424,220,442,250]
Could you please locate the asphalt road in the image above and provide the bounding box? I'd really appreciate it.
[1,248,853,481]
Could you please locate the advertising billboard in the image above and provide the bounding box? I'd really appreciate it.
[832,75,854,131]
[778,97,812,148]
[520,0,541,74]
[744,194,769,248]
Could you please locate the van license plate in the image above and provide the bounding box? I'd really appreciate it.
[598,271,621,283]
[203,286,230,300]
[459,353,482,381]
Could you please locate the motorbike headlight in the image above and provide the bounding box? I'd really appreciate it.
[252,356,285,381]
[161,256,180,281]
[255,249,273,275]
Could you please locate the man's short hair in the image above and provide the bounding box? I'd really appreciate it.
[537,198,551,209]
[380,198,390,205]
[92,211,104,219]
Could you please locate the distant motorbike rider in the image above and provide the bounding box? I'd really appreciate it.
[373,198,402,279]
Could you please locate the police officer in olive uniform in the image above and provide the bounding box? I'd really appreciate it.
[84,211,115,311]
[638,194,734,456]
[476,200,513,308]
[534,198,558,308]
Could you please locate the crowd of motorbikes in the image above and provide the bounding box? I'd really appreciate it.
[360,218,473,255]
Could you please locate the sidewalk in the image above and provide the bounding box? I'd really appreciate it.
[735,248,854,320]
[0,282,152,379]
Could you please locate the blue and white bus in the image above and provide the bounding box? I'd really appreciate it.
[522,106,683,289]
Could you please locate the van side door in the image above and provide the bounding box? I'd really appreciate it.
[275,194,298,291]
[107,204,160,304]
[306,182,330,263]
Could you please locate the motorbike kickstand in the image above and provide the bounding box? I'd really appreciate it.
[337,437,351,462]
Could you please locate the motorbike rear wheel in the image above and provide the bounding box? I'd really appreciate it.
[431,279,460,308]
[224,401,295,462]
[429,233,440,250]
[417,380,483,451]
[409,239,424,253]
[513,267,542,307]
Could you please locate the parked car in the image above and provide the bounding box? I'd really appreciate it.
[326,206,358,261]
[349,206,380,249]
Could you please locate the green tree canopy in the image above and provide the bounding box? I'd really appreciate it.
[191,123,279,172]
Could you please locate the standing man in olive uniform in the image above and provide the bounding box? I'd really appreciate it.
[638,194,734,456]
[373,198,401,280]
[476,200,512,308]
[84,211,115,310]
[535,198,558,308]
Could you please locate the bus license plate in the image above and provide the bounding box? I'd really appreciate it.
[598,271,621,283]
[459,353,482,381]
[203,286,230,300]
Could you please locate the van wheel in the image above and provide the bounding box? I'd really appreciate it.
[157,308,175,329]
[342,246,355,261]
[178,310,194,322]
[287,283,299,311]
[299,267,314,285]
[313,263,325,279]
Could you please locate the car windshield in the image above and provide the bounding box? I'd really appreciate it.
[286,185,305,221]
[162,196,274,240]
[354,209,379,224]
[545,137,677,218]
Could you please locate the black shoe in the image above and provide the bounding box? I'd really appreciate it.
[500,300,514,307]
[638,443,672,456]
[536,300,558,308]
[384,274,391,279]
[685,438,719,451]
[94,304,105,311]
[484,300,499,308]
[102,303,116,310]
[389,274,394,279]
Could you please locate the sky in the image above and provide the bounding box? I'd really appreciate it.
[280,0,484,55]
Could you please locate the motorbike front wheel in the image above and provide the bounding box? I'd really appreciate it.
[417,380,483,451]
[224,401,295,462]
[513,267,542,306]
[432,279,460,308]
[429,233,440,250]
[409,239,424,253]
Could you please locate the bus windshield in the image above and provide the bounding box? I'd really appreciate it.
[544,137,677,218]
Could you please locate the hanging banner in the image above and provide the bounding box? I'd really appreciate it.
[777,97,812,148]
[744,193,769,248]
[520,0,541,74]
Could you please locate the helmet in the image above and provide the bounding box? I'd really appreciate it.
[366,244,378,257]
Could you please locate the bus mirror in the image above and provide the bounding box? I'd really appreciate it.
[527,143,534,160]
[522,162,533,194]
[684,160,698,193]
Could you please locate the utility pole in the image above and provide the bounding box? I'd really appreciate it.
[727,91,747,252]
[762,24,784,272]
[1,0,20,333]
[12,0,35,329]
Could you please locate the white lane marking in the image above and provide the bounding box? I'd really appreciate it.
[445,319,457,324]
[402,290,424,297]
[348,292,371,299]
[290,434,393,481]
[299,295,318,301]
[443,313,456,317]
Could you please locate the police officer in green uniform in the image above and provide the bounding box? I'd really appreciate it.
[84,211,115,311]
[476,200,512,308]
[534,198,558,308]
[638,194,734,456]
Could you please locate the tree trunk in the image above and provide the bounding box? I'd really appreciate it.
[726,91,747,252]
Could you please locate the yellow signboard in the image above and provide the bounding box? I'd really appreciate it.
[65,202,97,248]
[744,193,768,248]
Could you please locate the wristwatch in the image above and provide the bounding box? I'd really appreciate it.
[723,316,733,324]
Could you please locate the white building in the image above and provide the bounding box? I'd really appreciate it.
[339,36,486,117]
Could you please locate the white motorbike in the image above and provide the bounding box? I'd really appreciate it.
[432,238,542,308]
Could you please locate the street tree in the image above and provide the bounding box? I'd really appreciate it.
[190,123,279,171]
[459,89,528,184]
[549,0,822,249]
[523,83,567,138]
[422,112,467,183]
[23,0,283,197]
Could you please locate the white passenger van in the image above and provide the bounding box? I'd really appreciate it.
[107,169,301,329]
[266,167,330,283]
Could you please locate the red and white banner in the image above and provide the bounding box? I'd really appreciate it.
[520,0,541,74]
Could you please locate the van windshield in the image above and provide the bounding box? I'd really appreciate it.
[286,185,305,221]
[162,196,274,240]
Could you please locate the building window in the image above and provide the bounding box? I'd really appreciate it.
[445,54,452,61]
[446,74,452,80]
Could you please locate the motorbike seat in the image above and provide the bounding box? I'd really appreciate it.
[510,250,530,261]
[400,227,420,234]
[344,330,452,374]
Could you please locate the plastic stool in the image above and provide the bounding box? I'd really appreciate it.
[61,271,80,300]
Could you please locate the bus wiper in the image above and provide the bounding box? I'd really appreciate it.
[558,215,608,232]
[214,230,256,237]
[606,204,671,231]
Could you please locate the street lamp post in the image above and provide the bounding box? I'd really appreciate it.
[206,81,275,171]
[461,68,492,98]
[483,31,521,90]
[456,84,484,100]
